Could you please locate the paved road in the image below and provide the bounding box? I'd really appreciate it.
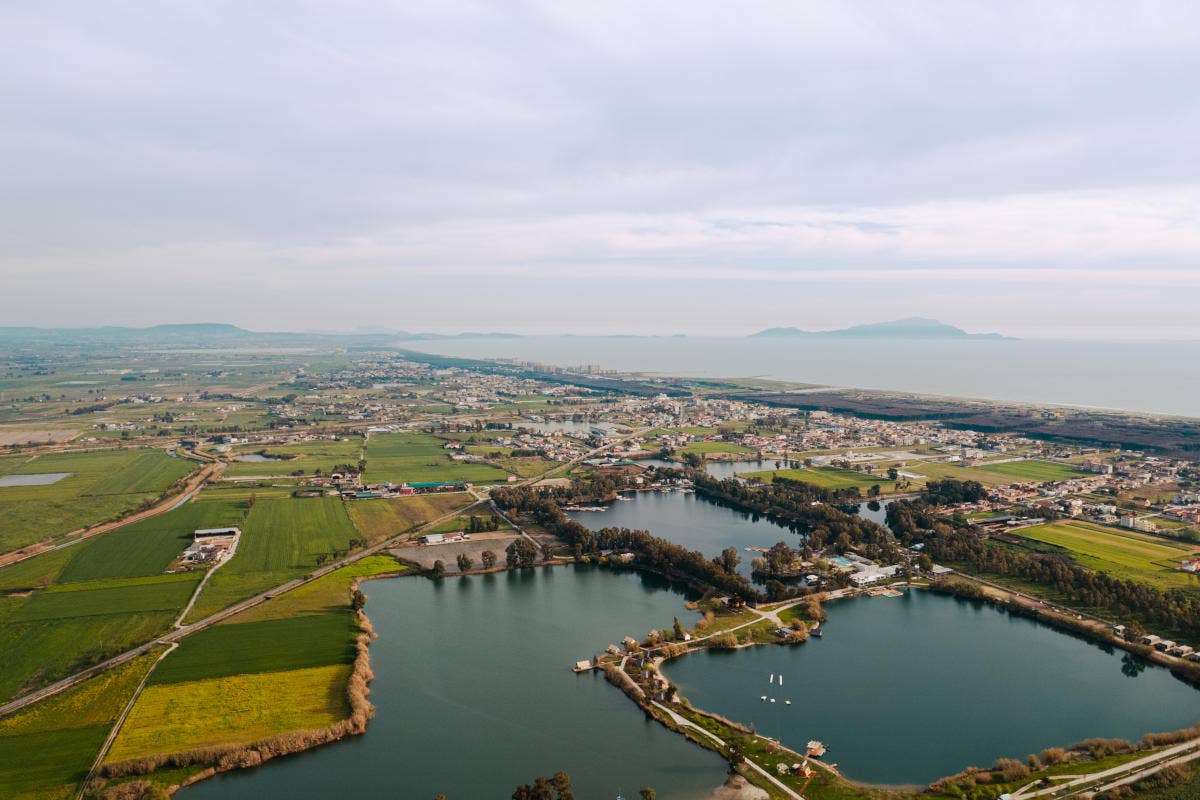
[651,701,804,800]
[1009,737,1200,800]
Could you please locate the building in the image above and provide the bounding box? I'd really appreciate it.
[194,527,240,540]
[420,532,468,545]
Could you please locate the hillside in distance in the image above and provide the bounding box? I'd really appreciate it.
[751,317,1009,340]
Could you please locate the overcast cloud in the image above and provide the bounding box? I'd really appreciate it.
[2,1,1199,338]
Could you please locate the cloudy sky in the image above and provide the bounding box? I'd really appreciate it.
[3,1,1199,338]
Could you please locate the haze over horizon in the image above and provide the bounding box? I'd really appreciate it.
[4,3,1200,339]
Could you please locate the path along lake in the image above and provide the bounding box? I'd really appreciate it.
[180,567,728,800]
[664,589,1200,786]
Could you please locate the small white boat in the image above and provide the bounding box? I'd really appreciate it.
[760,695,767,701]
[785,700,792,705]
[770,698,776,703]
[779,676,784,687]
[769,673,775,684]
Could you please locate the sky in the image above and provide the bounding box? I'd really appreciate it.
[2,2,1199,339]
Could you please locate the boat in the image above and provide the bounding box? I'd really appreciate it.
[760,695,767,701]
[769,673,774,684]
[770,698,776,703]
[785,700,792,705]
[779,675,783,686]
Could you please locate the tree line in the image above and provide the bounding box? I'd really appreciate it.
[491,485,758,600]
[886,488,1200,643]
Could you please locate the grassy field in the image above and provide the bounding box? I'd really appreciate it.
[183,496,359,622]
[678,441,755,455]
[105,560,408,768]
[970,459,1086,482]
[0,572,202,699]
[741,465,893,491]
[0,652,159,800]
[55,499,246,584]
[345,492,475,544]
[363,432,509,485]
[0,448,194,553]
[105,664,352,762]
[232,555,405,624]
[150,613,357,685]
[424,513,513,535]
[1012,520,1200,589]
[222,439,364,477]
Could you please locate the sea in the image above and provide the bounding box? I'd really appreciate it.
[408,336,1200,418]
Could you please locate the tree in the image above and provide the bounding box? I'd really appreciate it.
[456,553,474,572]
[506,538,538,568]
[430,560,445,578]
[532,776,554,800]
[552,771,574,800]
[673,616,686,640]
[481,549,497,569]
[350,588,367,611]
[640,789,656,800]
[717,547,740,574]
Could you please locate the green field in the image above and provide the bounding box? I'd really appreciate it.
[0,448,194,553]
[183,496,359,622]
[345,493,475,543]
[741,465,892,491]
[1013,520,1200,589]
[222,439,364,477]
[0,652,159,800]
[363,432,509,485]
[230,555,405,624]
[0,572,202,700]
[56,499,246,584]
[150,613,357,685]
[970,459,1086,482]
[106,558,403,768]
[677,441,755,456]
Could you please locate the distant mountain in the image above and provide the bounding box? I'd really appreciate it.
[0,324,523,348]
[750,317,1009,340]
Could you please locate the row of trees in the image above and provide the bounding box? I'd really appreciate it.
[886,488,1200,643]
[492,485,759,600]
[691,472,904,565]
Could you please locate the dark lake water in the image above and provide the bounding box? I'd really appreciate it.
[567,489,797,580]
[664,589,1200,785]
[181,567,728,800]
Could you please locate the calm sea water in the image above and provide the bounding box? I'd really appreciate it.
[410,337,1200,418]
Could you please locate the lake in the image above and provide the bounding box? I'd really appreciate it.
[409,337,1200,418]
[0,472,70,487]
[181,567,729,800]
[663,589,1200,786]
[567,489,797,580]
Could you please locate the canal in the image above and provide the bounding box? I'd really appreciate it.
[663,589,1200,786]
[181,566,729,800]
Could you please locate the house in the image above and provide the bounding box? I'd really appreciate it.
[1169,644,1195,658]
[1155,640,1176,652]
[1142,634,1163,647]
[420,532,467,545]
